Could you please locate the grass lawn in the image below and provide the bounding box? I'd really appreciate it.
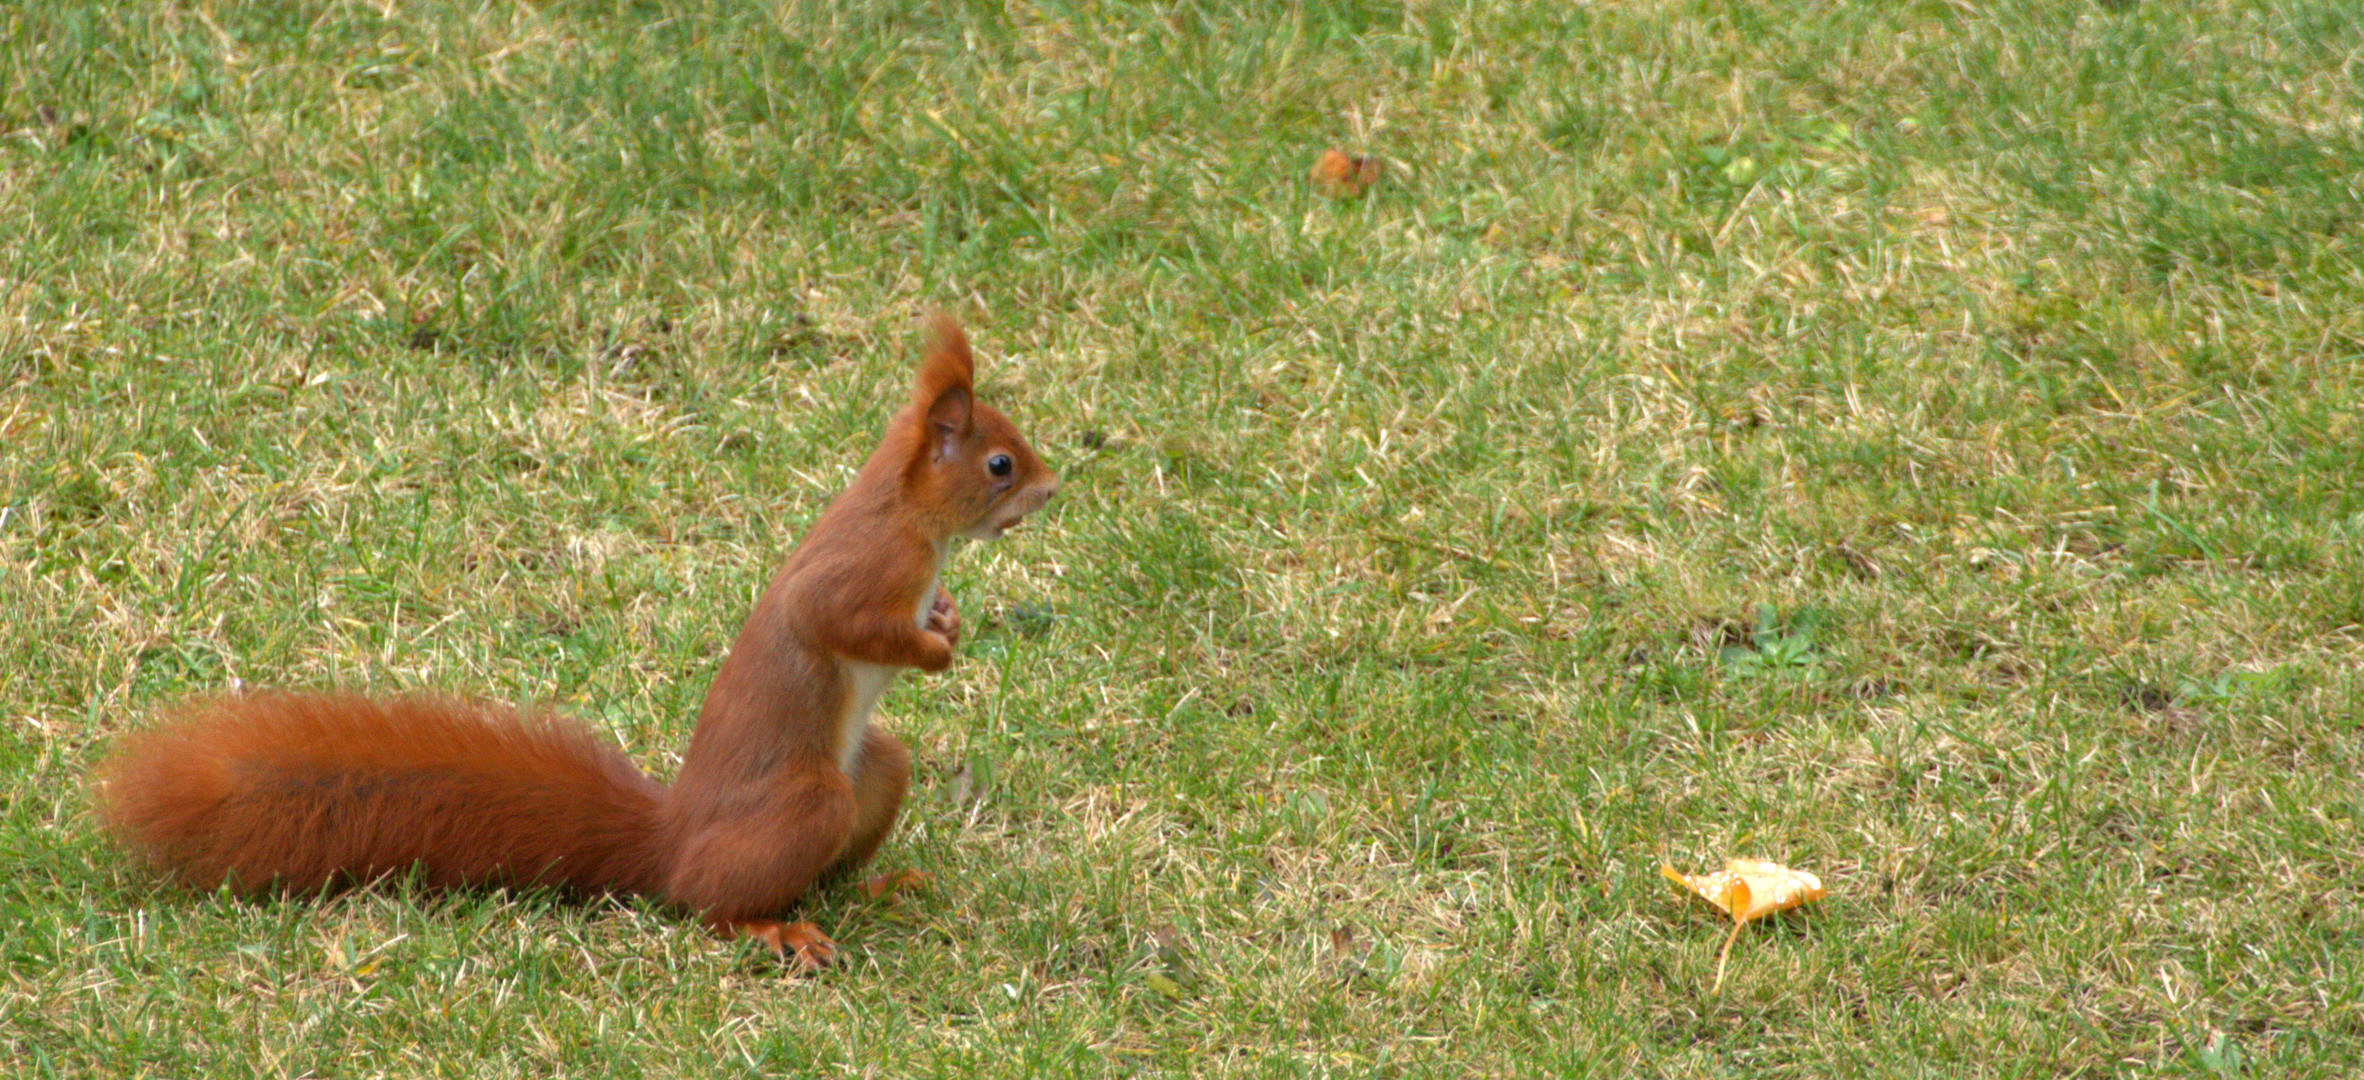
[5,0,2362,1074]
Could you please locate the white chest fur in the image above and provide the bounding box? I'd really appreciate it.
[837,661,898,773]
[835,548,947,773]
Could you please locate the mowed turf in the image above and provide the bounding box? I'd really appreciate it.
[3,1,2361,1075]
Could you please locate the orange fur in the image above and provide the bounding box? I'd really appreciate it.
[91,316,1058,969]
[95,693,668,896]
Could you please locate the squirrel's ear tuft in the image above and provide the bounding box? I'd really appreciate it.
[914,313,975,458]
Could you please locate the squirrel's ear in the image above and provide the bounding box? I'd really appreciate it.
[913,313,975,460]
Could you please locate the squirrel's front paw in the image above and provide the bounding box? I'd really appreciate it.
[927,590,961,647]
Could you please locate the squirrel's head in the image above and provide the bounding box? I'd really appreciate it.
[899,314,1058,541]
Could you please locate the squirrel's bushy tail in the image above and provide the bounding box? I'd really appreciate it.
[93,693,670,897]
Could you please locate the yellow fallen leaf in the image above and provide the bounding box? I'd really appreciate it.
[1663,858,1825,922]
[1662,858,1825,993]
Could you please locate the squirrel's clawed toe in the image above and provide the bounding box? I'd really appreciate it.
[860,868,932,901]
[927,590,961,648]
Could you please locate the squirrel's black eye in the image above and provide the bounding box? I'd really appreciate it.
[988,454,1014,477]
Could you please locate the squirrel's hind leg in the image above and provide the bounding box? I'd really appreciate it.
[666,768,854,961]
[840,727,931,901]
[836,726,911,874]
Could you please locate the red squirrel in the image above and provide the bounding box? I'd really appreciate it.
[91,315,1058,970]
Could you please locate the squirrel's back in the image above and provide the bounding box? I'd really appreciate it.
[93,693,670,896]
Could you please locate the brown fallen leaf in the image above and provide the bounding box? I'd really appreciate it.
[1662,858,1825,993]
[1141,924,1202,998]
[1310,149,1382,198]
